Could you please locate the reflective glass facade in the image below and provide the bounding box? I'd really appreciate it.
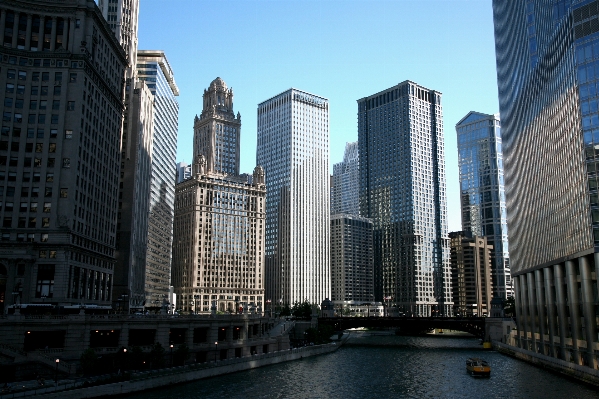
[358,81,452,317]
[331,142,360,216]
[257,89,330,306]
[493,0,599,368]
[137,51,179,310]
[456,112,511,299]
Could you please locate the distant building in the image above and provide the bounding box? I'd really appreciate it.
[137,50,179,311]
[257,89,330,306]
[455,111,511,299]
[358,81,452,317]
[330,214,374,306]
[0,0,127,312]
[449,231,493,317]
[331,142,359,216]
[176,162,192,184]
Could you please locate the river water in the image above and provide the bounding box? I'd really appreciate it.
[124,332,598,399]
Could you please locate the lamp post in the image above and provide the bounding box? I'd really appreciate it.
[170,344,173,367]
[214,341,218,362]
[54,358,59,386]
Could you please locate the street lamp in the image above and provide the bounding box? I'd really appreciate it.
[214,341,218,362]
[54,358,59,386]
[170,344,174,367]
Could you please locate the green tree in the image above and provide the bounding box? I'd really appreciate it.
[149,342,166,369]
[280,305,291,317]
[80,348,97,375]
[291,301,313,319]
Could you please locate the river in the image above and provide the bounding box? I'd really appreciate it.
[122,332,598,399]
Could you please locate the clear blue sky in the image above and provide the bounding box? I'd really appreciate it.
[138,0,499,232]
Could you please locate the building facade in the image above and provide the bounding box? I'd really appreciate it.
[455,111,511,299]
[136,50,179,311]
[193,78,241,176]
[176,161,191,184]
[330,214,374,306]
[0,0,127,312]
[449,231,493,317]
[331,142,359,216]
[257,89,330,306]
[493,0,599,368]
[358,81,452,317]
[172,157,266,314]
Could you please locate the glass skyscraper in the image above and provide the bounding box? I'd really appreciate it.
[331,142,360,216]
[358,81,452,317]
[455,112,511,299]
[137,50,179,310]
[494,0,599,368]
[257,89,330,306]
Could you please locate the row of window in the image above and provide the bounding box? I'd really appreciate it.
[0,156,70,168]
[6,69,76,82]
[2,216,51,228]
[0,232,48,242]
[0,187,68,198]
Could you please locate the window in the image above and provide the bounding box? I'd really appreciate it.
[4,98,13,107]
[29,217,36,228]
[20,187,28,197]
[54,72,62,82]
[35,143,43,152]
[27,234,34,242]
[10,141,18,151]
[42,72,49,81]
[14,99,23,109]
[18,217,26,228]
[39,100,47,110]
[37,114,45,124]
[31,86,38,95]
[27,114,35,124]
[69,73,77,83]
[22,172,30,182]
[53,86,61,96]
[17,71,26,80]
[30,202,38,211]
[3,112,11,122]
[62,158,70,168]
[43,202,51,213]
[29,100,37,110]
[67,101,75,111]
[23,157,31,167]
[60,188,68,198]
[46,173,54,182]
[33,172,40,182]
[14,113,22,122]
[32,72,40,82]
[41,233,48,242]
[12,127,20,137]
[47,158,55,167]
[1,233,9,241]
[9,156,17,166]
[50,129,57,138]
[19,202,27,212]
[16,234,25,242]
[41,217,49,227]
[65,130,73,139]
[27,128,34,138]
[6,84,14,93]
[36,264,55,298]
[33,157,41,167]
[5,202,13,211]
[6,187,14,197]
[37,129,44,138]
[41,86,48,96]
[51,114,58,124]
[3,217,12,228]
[7,70,15,79]
[16,85,24,95]
[45,187,52,197]
[49,250,56,259]
[52,100,60,110]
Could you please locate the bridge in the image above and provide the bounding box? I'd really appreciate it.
[318,317,490,339]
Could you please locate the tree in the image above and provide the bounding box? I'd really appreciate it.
[149,342,166,369]
[291,301,313,319]
[280,305,291,317]
[80,348,97,375]
[503,296,515,317]
[130,346,146,370]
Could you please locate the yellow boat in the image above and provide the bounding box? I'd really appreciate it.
[466,358,491,377]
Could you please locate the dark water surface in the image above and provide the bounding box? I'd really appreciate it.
[123,333,598,399]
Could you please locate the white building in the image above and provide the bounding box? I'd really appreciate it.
[331,142,360,216]
[257,89,330,306]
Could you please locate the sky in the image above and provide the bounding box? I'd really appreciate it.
[137,0,499,232]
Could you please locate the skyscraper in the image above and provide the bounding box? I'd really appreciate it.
[257,89,330,306]
[358,81,452,317]
[493,1,599,368]
[193,78,241,176]
[0,0,127,312]
[331,142,359,216]
[176,161,192,184]
[455,112,511,299]
[137,50,179,310]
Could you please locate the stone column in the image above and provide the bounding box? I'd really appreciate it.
[565,260,581,364]
[0,10,6,45]
[62,17,69,50]
[38,16,45,51]
[534,269,547,355]
[554,263,568,360]
[519,274,531,350]
[25,14,32,50]
[579,256,596,368]
[11,11,19,48]
[514,274,525,349]
[526,272,538,352]
[543,267,557,357]
[49,17,57,51]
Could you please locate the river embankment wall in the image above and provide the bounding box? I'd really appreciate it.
[494,342,599,387]
[34,343,339,398]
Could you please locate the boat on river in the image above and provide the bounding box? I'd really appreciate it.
[466,358,490,377]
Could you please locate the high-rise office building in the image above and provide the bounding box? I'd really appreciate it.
[358,81,452,317]
[257,89,330,306]
[449,231,493,317]
[172,158,266,314]
[330,214,374,305]
[455,111,511,299]
[193,77,241,176]
[137,50,179,310]
[331,142,359,216]
[176,161,191,184]
[0,0,127,312]
[493,0,599,368]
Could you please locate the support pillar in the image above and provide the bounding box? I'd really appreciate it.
[519,274,531,350]
[543,267,557,358]
[526,272,538,352]
[38,16,45,51]
[535,269,547,355]
[24,14,32,51]
[565,260,581,364]
[11,11,18,48]
[514,274,524,349]
[0,10,6,46]
[580,256,597,368]
[554,263,568,360]
[49,17,56,51]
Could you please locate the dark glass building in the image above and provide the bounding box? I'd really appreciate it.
[455,112,511,299]
[494,0,599,368]
[358,81,452,317]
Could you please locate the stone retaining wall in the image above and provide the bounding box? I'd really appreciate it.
[36,344,339,398]
[494,342,599,387]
